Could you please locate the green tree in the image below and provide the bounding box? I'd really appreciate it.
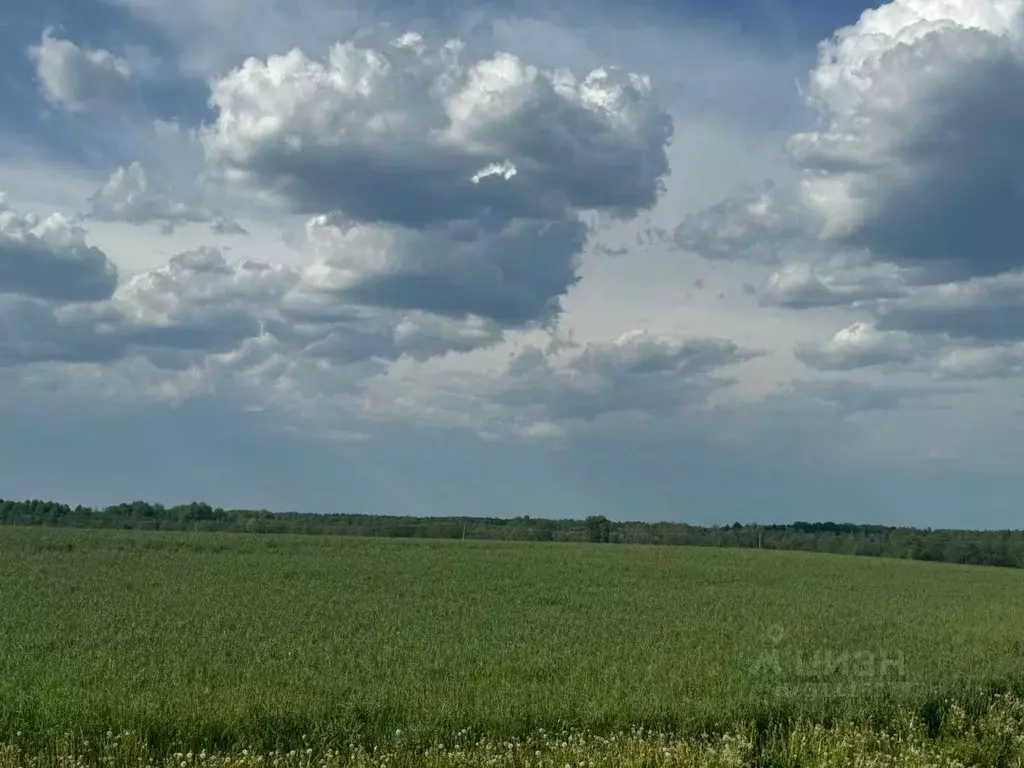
[585,515,611,543]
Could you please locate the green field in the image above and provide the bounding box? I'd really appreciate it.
[3,526,1024,766]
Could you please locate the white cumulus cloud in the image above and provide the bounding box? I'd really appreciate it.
[796,322,925,371]
[29,28,134,113]
[195,35,672,328]
[761,261,907,308]
[89,163,247,235]
[202,36,672,222]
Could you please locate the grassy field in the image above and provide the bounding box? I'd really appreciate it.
[3,526,1024,765]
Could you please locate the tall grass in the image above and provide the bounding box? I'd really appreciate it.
[2,527,1024,761]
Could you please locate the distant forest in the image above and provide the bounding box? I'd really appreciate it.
[2,497,1022,568]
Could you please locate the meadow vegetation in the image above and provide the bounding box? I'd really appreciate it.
[2,527,1024,766]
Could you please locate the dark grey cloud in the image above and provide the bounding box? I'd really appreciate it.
[663,1,1024,384]
[315,216,587,327]
[0,298,124,366]
[672,0,1024,339]
[791,5,1024,280]
[875,274,1024,342]
[0,198,117,302]
[125,310,262,354]
[0,247,290,369]
[0,240,511,374]
[273,294,503,363]
[492,331,755,424]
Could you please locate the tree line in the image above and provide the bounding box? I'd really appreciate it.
[1,498,1021,568]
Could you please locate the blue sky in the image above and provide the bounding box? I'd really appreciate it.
[3,0,1024,528]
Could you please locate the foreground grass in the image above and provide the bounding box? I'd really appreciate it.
[3,527,1024,758]
[6,696,1024,767]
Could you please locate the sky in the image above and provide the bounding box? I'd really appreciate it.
[2,0,1024,528]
